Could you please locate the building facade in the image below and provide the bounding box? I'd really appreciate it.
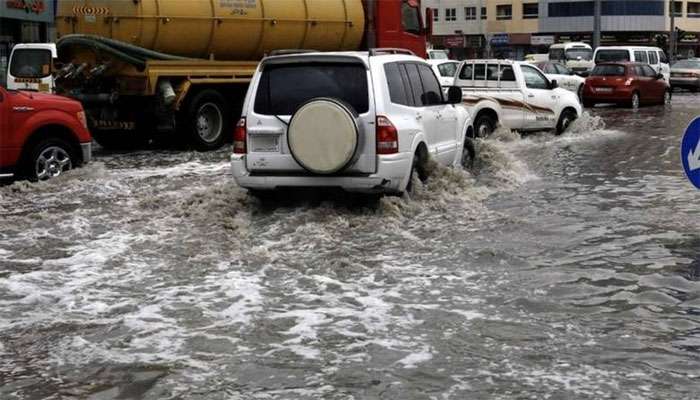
[425,0,700,60]
[423,0,488,59]
[0,0,55,86]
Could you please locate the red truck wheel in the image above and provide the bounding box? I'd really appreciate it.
[25,138,76,181]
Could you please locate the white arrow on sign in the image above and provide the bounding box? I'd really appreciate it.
[689,140,700,171]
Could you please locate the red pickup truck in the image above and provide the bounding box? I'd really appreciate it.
[0,86,92,181]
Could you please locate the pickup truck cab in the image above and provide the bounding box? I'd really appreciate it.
[0,86,92,181]
[454,60,582,137]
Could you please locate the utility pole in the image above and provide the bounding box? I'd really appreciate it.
[670,0,676,61]
[593,0,602,49]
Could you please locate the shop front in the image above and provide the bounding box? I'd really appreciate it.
[0,0,54,86]
[490,33,533,61]
[430,34,485,60]
[678,32,700,59]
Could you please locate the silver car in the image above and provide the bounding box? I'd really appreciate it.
[670,58,700,92]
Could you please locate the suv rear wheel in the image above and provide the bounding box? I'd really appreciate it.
[26,138,76,181]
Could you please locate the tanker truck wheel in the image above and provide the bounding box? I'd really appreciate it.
[183,90,230,151]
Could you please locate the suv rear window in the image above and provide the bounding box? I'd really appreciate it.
[254,62,369,115]
[595,50,630,63]
[591,65,626,76]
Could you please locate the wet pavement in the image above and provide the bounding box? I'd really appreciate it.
[1,94,699,399]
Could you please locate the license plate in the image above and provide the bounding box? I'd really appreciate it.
[596,87,613,93]
[251,135,279,152]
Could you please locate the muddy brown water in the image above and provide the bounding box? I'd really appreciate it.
[1,95,699,399]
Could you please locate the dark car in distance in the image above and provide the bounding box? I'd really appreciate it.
[582,62,671,108]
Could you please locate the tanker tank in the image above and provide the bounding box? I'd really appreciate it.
[56,0,366,60]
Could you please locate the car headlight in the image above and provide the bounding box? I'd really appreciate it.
[76,111,88,129]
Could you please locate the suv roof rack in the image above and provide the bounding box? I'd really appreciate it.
[369,48,416,57]
[267,49,319,56]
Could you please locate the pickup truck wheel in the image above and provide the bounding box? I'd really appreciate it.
[460,137,476,169]
[185,90,229,151]
[26,138,75,182]
[474,115,496,138]
[556,109,577,135]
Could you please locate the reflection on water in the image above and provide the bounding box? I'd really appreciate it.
[0,96,698,399]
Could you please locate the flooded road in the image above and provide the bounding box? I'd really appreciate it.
[1,95,699,399]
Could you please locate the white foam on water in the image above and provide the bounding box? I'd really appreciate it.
[396,347,434,369]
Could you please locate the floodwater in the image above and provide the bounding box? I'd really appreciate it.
[1,95,699,400]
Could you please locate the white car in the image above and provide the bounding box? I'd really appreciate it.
[454,60,582,137]
[231,50,472,195]
[532,61,586,99]
[427,59,460,87]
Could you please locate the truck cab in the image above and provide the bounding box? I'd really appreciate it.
[0,86,92,181]
[6,43,57,93]
[454,60,582,136]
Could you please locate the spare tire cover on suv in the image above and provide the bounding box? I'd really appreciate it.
[287,98,359,175]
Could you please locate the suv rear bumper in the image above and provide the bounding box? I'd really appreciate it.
[230,153,412,193]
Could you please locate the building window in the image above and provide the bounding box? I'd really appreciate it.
[496,4,512,20]
[433,9,439,22]
[465,6,477,20]
[602,1,664,16]
[445,8,457,21]
[481,7,487,20]
[548,2,594,17]
[689,2,700,18]
[670,1,683,17]
[523,3,539,19]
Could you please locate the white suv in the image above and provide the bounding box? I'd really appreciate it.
[230,50,471,195]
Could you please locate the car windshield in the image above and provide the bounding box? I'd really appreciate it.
[591,65,627,76]
[254,62,369,115]
[672,60,700,69]
[566,48,593,61]
[9,49,52,78]
[595,50,630,63]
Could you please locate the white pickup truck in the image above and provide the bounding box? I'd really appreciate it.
[454,60,582,137]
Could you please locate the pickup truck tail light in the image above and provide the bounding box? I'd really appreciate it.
[376,115,398,154]
[233,118,247,154]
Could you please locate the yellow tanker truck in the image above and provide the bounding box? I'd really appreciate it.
[7,0,429,150]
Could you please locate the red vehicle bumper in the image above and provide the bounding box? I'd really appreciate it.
[582,85,635,104]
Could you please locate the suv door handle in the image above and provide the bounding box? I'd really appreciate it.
[415,114,423,121]
[527,93,535,98]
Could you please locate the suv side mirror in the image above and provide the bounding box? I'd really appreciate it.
[550,79,559,89]
[446,86,462,104]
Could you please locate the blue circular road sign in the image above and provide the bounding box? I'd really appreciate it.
[682,116,700,189]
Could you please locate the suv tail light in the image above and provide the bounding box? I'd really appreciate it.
[233,118,247,154]
[376,115,398,154]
